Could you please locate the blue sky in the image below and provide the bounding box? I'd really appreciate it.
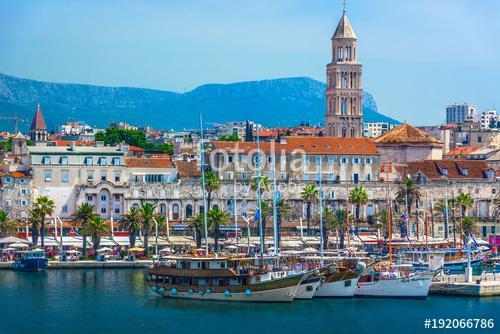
[0,0,498,125]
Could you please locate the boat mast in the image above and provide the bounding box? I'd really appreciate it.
[444,191,450,243]
[345,182,350,248]
[387,183,392,265]
[272,139,278,256]
[234,173,238,253]
[319,156,324,266]
[256,125,264,256]
[199,113,209,256]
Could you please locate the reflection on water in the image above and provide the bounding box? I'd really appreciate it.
[0,269,498,334]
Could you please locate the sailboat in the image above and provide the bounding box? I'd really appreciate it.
[354,185,434,298]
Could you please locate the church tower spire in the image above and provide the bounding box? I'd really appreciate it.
[30,102,48,144]
[325,9,363,137]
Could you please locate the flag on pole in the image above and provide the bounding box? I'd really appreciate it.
[253,209,260,221]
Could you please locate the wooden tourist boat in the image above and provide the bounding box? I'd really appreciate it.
[12,249,49,271]
[146,255,307,302]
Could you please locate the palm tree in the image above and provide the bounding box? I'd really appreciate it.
[456,192,474,245]
[120,207,141,248]
[396,177,422,214]
[203,170,220,210]
[0,210,17,237]
[207,207,230,252]
[187,213,204,249]
[81,215,111,254]
[301,184,319,236]
[493,197,500,220]
[373,209,389,238]
[349,186,369,229]
[72,203,95,256]
[322,207,336,249]
[139,202,156,256]
[330,209,349,249]
[33,196,55,248]
[461,217,477,238]
[28,208,42,246]
[250,175,271,193]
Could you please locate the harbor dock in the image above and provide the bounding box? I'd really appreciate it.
[0,260,153,270]
[430,273,500,297]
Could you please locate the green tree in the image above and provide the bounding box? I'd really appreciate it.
[72,203,95,256]
[0,210,17,237]
[461,216,477,237]
[33,196,55,248]
[321,207,336,249]
[28,208,42,246]
[374,209,389,238]
[139,202,156,256]
[456,192,474,245]
[207,207,230,252]
[331,209,350,249]
[301,184,319,236]
[120,207,141,248]
[203,171,220,210]
[81,216,111,254]
[349,186,369,229]
[187,213,204,249]
[396,177,422,214]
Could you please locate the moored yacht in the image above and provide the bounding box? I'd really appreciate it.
[355,263,434,298]
[146,255,306,302]
[12,249,49,271]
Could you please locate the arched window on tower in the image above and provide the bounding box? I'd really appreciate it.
[337,47,343,62]
[341,73,347,89]
[352,98,356,114]
[346,47,351,61]
[351,128,355,137]
[341,98,347,115]
[342,127,347,137]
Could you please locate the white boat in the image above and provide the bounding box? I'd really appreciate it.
[314,264,364,298]
[294,276,325,299]
[355,264,434,299]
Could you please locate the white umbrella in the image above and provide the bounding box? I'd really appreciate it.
[65,250,80,254]
[159,248,174,253]
[1,247,15,252]
[302,247,319,253]
[225,245,237,250]
[9,243,29,249]
[0,236,29,245]
[97,247,113,252]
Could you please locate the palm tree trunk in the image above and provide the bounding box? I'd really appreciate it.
[144,230,149,256]
[356,204,360,231]
[339,227,345,249]
[323,226,329,249]
[207,192,212,211]
[130,231,136,248]
[306,203,311,236]
[93,236,100,254]
[214,229,219,252]
[82,235,87,256]
[32,224,38,246]
[40,217,45,248]
[196,227,202,249]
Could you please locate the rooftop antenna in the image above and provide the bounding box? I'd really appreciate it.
[342,0,347,13]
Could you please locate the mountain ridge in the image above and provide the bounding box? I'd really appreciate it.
[0,73,399,132]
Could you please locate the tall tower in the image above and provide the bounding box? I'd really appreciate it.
[29,103,48,144]
[325,9,363,137]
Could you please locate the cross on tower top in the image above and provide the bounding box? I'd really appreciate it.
[342,0,347,13]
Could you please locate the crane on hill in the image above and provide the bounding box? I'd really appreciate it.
[0,113,28,133]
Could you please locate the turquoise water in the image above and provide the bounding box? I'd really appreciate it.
[0,269,498,334]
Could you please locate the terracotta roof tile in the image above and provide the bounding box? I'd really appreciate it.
[212,136,378,155]
[125,157,174,168]
[176,160,201,178]
[444,145,481,157]
[406,159,491,180]
[374,123,443,146]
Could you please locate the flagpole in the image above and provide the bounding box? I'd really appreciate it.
[199,113,209,256]
[256,125,264,256]
[272,139,278,256]
[319,156,324,266]
[233,174,238,253]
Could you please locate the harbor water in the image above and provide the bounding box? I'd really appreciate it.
[0,269,498,334]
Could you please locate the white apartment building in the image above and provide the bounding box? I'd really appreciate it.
[446,103,477,124]
[363,122,396,138]
[26,143,128,220]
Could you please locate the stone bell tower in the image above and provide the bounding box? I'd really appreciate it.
[325,9,363,137]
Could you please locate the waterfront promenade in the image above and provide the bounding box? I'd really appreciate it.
[0,260,153,269]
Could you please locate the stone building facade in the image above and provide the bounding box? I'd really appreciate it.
[0,171,32,220]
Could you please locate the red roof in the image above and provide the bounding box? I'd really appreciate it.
[30,103,47,130]
[51,139,94,147]
[0,171,31,179]
[128,146,144,151]
[406,160,492,180]
[212,136,378,155]
[125,157,174,168]
[176,160,201,178]
[444,145,481,157]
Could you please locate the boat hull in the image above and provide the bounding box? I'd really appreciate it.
[154,284,299,302]
[355,273,433,298]
[314,277,359,297]
[294,277,323,300]
[12,258,48,271]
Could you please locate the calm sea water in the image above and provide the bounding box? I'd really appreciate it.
[0,269,498,334]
